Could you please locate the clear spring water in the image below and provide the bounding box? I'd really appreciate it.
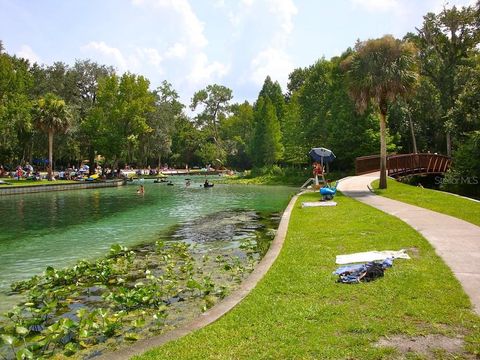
[0,176,296,310]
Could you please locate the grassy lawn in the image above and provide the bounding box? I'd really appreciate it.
[134,192,480,359]
[219,173,306,186]
[372,178,480,227]
[0,179,77,187]
[219,171,345,187]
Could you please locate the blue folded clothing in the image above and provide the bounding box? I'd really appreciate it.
[334,258,393,283]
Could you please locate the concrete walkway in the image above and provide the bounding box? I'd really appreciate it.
[338,173,480,314]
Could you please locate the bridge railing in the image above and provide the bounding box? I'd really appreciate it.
[355,154,381,175]
[355,153,452,177]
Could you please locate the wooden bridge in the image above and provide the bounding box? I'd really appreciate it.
[355,153,452,177]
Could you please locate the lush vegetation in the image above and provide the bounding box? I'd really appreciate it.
[0,212,277,359]
[373,178,480,227]
[1,3,479,185]
[134,192,480,359]
[342,35,418,188]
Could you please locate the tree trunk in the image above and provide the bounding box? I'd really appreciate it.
[408,109,418,154]
[158,154,162,170]
[48,130,53,180]
[88,146,95,176]
[446,132,452,157]
[379,112,388,189]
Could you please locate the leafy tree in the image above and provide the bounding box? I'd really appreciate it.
[442,131,480,197]
[408,4,479,155]
[68,60,113,172]
[282,93,308,165]
[94,73,154,167]
[32,93,72,179]
[190,84,232,145]
[251,97,283,167]
[258,76,285,124]
[342,35,418,188]
[286,67,312,101]
[297,59,333,150]
[170,116,202,167]
[0,51,33,164]
[324,57,381,170]
[141,81,183,167]
[220,101,254,169]
[449,54,480,136]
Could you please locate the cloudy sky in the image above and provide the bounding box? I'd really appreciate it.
[0,0,476,105]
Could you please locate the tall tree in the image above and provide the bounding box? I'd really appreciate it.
[408,4,479,155]
[190,84,232,145]
[0,50,33,164]
[220,101,254,169]
[258,76,285,123]
[69,60,113,172]
[94,73,154,167]
[32,93,72,179]
[342,35,418,188]
[251,97,283,167]
[142,80,184,167]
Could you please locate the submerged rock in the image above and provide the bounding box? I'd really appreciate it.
[172,210,264,243]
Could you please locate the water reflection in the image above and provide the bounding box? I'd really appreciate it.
[0,177,295,300]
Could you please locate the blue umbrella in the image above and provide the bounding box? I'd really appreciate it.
[309,147,336,164]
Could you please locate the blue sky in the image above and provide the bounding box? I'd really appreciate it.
[0,0,476,105]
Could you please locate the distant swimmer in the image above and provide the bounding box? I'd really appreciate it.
[137,185,145,194]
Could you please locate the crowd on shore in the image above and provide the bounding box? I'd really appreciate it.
[0,163,231,182]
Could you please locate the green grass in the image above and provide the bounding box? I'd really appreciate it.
[134,192,480,359]
[372,178,480,227]
[219,173,306,186]
[0,179,78,187]
[219,171,344,187]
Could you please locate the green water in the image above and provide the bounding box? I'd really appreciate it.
[0,176,295,305]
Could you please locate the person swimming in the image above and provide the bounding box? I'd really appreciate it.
[137,185,145,194]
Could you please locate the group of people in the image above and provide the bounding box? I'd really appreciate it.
[0,163,41,180]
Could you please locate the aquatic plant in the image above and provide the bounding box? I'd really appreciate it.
[0,211,278,359]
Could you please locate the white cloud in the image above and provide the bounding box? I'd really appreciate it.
[17,45,41,64]
[132,0,207,49]
[351,0,400,12]
[165,42,187,59]
[82,41,128,71]
[140,48,163,67]
[250,47,293,88]
[266,0,298,35]
[213,0,225,8]
[132,0,230,86]
[188,52,230,84]
[429,0,477,13]
[82,42,164,74]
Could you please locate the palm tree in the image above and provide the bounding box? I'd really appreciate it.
[32,93,72,180]
[342,35,418,189]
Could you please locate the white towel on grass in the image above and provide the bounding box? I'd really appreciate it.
[336,249,410,264]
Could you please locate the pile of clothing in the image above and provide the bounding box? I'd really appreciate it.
[334,258,393,284]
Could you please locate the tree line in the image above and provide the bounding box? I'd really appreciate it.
[0,3,479,186]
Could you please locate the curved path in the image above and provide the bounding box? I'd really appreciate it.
[98,191,302,360]
[338,173,480,314]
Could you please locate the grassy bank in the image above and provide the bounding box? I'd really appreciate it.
[134,192,480,359]
[219,173,306,186]
[220,167,346,187]
[373,178,480,227]
[0,179,76,187]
